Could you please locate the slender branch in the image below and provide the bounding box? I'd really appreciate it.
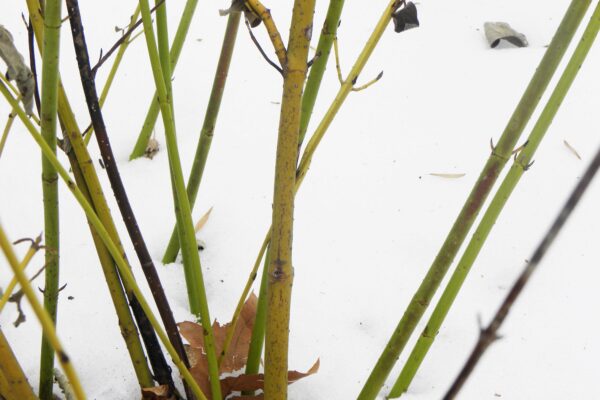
[83,5,142,146]
[90,0,163,76]
[26,0,156,388]
[357,1,592,397]
[239,1,396,382]
[244,17,283,75]
[66,0,188,394]
[220,231,270,366]
[298,0,345,148]
[389,1,600,395]
[333,35,344,85]
[244,0,287,68]
[445,142,600,399]
[137,1,221,398]
[0,80,208,400]
[162,10,242,263]
[25,17,41,116]
[38,1,62,396]
[129,0,200,159]
[0,110,16,159]
[0,225,86,400]
[0,234,41,312]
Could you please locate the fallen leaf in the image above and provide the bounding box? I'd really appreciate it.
[179,294,319,399]
[142,385,175,400]
[179,294,257,398]
[224,359,319,399]
[563,140,582,160]
[429,173,466,179]
[195,207,214,232]
[180,294,257,372]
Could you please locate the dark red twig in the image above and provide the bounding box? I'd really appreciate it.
[444,144,600,399]
[90,0,164,77]
[66,1,191,397]
[244,17,283,76]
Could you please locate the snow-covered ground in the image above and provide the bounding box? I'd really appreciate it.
[1,1,599,398]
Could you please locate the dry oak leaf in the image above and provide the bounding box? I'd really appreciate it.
[178,293,319,399]
[179,293,257,398]
[225,359,320,399]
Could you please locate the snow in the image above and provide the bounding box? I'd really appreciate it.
[1,0,600,399]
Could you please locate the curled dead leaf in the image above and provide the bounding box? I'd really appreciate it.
[178,294,319,399]
[141,384,175,400]
[223,359,319,399]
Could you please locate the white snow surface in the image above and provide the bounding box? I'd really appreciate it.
[1,1,600,399]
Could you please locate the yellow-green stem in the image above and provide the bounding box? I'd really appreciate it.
[0,110,16,159]
[162,10,241,263]
[390,3,600,395]
[130,0,199,159]
[38,0,62,397]
[26,0,155,387]
[31,0,167,387]
[264,1,315,398]
[298,0,345,147]
[358,1,591,397]
[137,1,221,398]
[0,225,86,400]
[0,81,208,400]
[0,236,40,313]
[240,1,397,379]
[0,328,36,400]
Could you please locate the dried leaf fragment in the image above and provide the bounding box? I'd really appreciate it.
[563,140,581,160]
[429,173,466,179]
[195,206,214,232]
[0,26,34,115]
[484,22,528,48]
[223,359,319,399]
[219,0,262,27]
[178,294,318,399]
[142,385,175,400]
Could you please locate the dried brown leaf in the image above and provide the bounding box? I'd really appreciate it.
[178,295,318,399]
[224,359,320,399]
[141,385,175,400]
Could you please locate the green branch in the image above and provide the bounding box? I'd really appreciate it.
[162,11,241,263]
[358,1,592,397]
[391,3,600,395]
[130,0,199,159]
[137,1,222,398]
[38,1,62,397]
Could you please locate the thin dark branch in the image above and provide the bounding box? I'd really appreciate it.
[244,18,283,76]
[444,143,600,400]
[24,15,41,116]
[307,50,321,68]
[66,1,191,398]
[90,0,164,77]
